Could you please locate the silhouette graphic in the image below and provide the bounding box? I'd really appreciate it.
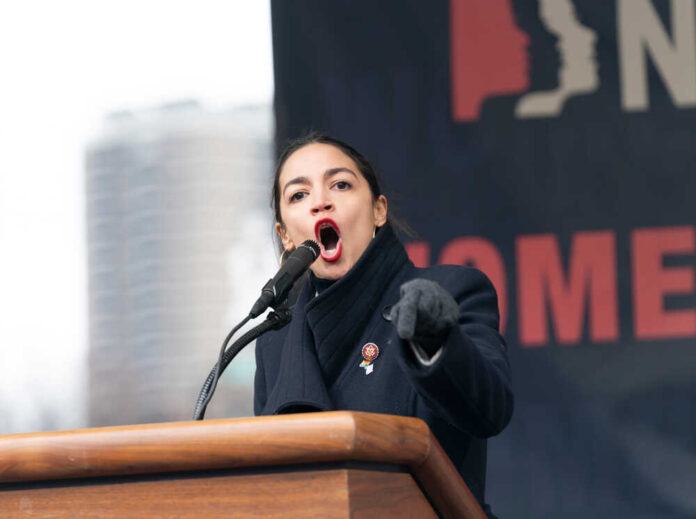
[450,0,531,122]
[515,0,599,117]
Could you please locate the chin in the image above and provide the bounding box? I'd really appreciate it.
[313,260,352,281]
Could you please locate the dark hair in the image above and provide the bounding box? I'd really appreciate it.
[271,133,383,225]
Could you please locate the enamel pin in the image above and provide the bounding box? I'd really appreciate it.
[359,343,380,375]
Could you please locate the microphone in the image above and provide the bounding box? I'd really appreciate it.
[249,240,320,318]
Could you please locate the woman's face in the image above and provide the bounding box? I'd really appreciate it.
[275,143,387,280]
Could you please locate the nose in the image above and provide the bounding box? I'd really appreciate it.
[310,193,333,215]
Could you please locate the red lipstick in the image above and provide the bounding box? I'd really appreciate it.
[314,218,342,262]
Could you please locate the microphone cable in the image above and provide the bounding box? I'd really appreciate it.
[194,315,250,420]
[192,308,292,420]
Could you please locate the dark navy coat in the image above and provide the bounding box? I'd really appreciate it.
[254,225,513,516]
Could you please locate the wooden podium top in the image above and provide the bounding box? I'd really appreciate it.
[0,411,486,519]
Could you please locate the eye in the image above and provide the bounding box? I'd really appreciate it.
[333,180,351,190]
[289,191,307,203]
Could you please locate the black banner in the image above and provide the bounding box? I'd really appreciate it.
[272,1,696,516]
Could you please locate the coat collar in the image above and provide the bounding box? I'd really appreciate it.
[262,224,410,415]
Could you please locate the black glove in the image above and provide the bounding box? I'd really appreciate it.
[389,278,459,355]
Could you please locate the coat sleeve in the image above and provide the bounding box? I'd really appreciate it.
[397,266,513,438]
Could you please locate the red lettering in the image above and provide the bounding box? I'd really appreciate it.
[438,237,508,333]
[632,226,696,340]
[516,231,619,346]
[405,241,431,268]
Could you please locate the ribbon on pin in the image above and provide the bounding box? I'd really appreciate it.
[359,343,379,375]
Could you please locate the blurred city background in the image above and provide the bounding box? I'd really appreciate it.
[1,1,695,517]
[0,1,274,433]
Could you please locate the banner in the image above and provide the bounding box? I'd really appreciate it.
[272,1,696,516]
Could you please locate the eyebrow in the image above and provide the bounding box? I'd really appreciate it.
[282,167,358,196]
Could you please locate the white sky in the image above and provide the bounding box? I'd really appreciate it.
[0,1,273,433]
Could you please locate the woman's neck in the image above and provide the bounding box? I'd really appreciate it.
[309,271,337,295]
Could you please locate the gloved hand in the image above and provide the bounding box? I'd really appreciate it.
[389,278,459,356]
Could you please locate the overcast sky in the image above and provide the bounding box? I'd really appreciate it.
[0,1,273,433]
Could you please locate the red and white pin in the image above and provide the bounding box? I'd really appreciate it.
[359,343,380,375]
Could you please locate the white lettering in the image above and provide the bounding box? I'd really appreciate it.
[618,0,696,111]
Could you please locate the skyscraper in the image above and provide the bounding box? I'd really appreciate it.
[86,101,276,426]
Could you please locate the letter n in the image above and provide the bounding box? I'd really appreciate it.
[517,231,619,346]
[618,0,696,111]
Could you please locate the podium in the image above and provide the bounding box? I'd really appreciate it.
[0,411,486,518]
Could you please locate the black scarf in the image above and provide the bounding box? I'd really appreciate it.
[261,224,410,414]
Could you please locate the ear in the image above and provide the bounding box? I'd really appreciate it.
[275,222,295,251]
[373,195,388,227]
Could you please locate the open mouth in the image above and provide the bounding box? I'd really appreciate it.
[314,218,342,262]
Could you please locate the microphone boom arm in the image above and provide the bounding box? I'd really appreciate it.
[192,307,292,420]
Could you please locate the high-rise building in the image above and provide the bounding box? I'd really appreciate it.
[86,101,276,426]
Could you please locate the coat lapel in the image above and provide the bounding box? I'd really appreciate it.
[306,225,410,384]
[262,284,335,415]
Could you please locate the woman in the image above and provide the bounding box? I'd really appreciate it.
[254,134,513,517]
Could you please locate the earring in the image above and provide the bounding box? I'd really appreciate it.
[280,248,291,266]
